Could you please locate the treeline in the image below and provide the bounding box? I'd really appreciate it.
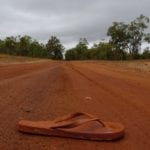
[65,40,150,60]
[0,15,150,60]
[0,36,64,59]
[65,15,150,60]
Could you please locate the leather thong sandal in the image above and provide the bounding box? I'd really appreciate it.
[18,112,125,141]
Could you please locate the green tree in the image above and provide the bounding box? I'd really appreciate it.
[0,39,6,53]
[76,38,88,50]
[65,38,89,60]
[19,35,32,56]
[107,22,129,59]
[89,42,114,60]
[4,36,18,55]
[29,40,48,58]
[127,15,149,57]
[107,15,150,59]
[144,33,150,43]
[142,47,150,59]
[107,22,129,50]
[74,38,88,60]
[46,36,64,60]
[65,48,78,60]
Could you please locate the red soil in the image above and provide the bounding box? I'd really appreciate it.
[0,61,150,150]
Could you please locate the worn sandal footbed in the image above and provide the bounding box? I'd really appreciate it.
[18,112,125,141]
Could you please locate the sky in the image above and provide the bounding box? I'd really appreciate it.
[0,0,150,49]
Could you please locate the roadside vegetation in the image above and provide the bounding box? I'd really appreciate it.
[66,15,150,60]
[0,54,45,64]
[0,15,150,60]
[0,36,64,60]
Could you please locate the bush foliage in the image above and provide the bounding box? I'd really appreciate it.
[0,36,64,60]
[65,15,150,60]
[0,15,150,60]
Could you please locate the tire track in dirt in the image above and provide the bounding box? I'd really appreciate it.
[0,62,66,150]
[0,61,150,150]
[0,61,56,81]
[68,62,150,114]
[63,62,150,150]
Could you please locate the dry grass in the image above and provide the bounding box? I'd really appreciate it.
[111,60,150,73]
[0,54,149,72]
[0,54,48,64]
[77,60,150,73]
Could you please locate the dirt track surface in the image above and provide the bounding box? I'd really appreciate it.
[0,61,150,150]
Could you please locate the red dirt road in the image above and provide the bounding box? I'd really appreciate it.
[0,61,150,150]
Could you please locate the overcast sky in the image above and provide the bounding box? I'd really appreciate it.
[0,0,150,49]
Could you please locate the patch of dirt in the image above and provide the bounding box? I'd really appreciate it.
[0,60,150,150]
